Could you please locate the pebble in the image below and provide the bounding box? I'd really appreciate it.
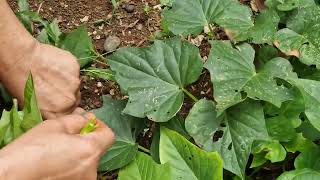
[123,4,135,13]
[136,23,143,31]
[109,89,115,95]
[104,36,121,52]
[80,16,89,23]
[97,82,103,87]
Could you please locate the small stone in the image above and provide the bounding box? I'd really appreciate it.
[123,4,135,13]
[109,89,115,95]
[97,82,103,87]
[94,89,99,93]
[190,35,205,47]
[95,35,101,40]
[92,30,97,35]
[136,23,143,31]
[80,16,89,23]
[106,14,113,20]
[104,36,121,52]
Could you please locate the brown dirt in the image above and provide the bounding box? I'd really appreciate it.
[5,0,285,179]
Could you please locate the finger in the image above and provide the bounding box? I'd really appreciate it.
[42,110,57,120]
[82,119,115,152]
[72,107,86,115]
[58,113,95,134]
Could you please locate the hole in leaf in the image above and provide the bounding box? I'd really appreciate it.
[189,157,192,160]
[240,91,247,99]
[153,109,157,112]
[220,123,226,127]
[212,130,224,142]
[292,3,295,6]
[167,111,170,114]
[228,143,232,150]
[234,90,239,93]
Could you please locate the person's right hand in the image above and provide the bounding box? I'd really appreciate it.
[0,113,115,180]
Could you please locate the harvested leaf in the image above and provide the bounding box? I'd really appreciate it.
[80,117,97,135]
[21,74,42,131]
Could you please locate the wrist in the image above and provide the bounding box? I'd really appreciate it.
[0,37,38,81]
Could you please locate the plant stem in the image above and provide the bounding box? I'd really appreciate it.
[94,51,107,61]
[182,88,198,102]
[138,145,151,154]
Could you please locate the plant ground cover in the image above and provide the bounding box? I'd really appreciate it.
[3,0,320,179]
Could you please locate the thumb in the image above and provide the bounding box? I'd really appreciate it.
[58,112,95,134]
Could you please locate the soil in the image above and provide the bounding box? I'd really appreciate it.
[6,0,287,179]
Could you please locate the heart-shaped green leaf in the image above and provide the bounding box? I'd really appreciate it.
[118,152,171,180]
[185,99,268,178]
[160,127,223,180]
[109,38,203,122]
[162,0,253,37]
[93,96,145,171]
[205,41,296,111]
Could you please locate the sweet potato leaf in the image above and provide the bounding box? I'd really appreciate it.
[93,96,146,171]
[185,99,221,147]
[295,147,320,171]
[118,152,171,180]
[275,6,320,68]
[265,89,304,142]
[185,99,268,178]
[59,26,96,68]
[265,0,315,11]
[288,79,320,131]
[21,74,42,131]
[277,168,320,180]
[160,127,223,180]
[205,41,296,111]
[282,133,316,153]
[250,140,286,168]
[235,9,280,44]
[109,38,203,122]
[162,0,253,38]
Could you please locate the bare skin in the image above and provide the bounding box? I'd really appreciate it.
[0,112,115,180]
[0,1,115,179]
[0,0,80,119]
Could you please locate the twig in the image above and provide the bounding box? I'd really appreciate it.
[37,2,44,14]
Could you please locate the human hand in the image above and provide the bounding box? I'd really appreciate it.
[0,41,81,119]
[0,112,115,180]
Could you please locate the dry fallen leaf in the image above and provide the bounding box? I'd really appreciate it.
[224,29,235,40]
[251,0,266,12]
[274,41,300,57]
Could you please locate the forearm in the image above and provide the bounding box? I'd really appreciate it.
[0,0,36,80]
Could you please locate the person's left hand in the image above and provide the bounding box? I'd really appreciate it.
[1,41,81,119]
